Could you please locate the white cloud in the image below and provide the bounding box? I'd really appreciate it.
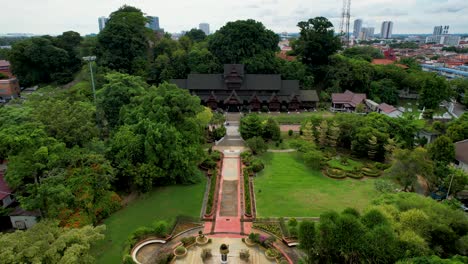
[0,0,467,35]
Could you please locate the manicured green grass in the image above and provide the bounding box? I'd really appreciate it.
[91,180,206,264]
[256,111,334,124]
[266,133,299,150]
[255,153,379,217]
[327,158,363,171]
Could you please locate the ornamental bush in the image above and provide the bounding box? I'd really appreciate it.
[250,158,265,173]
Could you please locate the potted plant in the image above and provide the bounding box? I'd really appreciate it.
[245,233,258,247]
[196,230,209,245]
[174,245,187,258]
[239,249,250,261]
[265,248,279,260]
[200,248,212,262]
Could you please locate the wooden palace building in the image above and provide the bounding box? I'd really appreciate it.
[171,64,319,112]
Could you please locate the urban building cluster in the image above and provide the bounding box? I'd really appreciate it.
[352,19,392,40]
[425,25,461,46]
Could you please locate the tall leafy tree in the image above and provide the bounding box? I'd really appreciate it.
[239,114,263,140]
[97,73,147,129]
[419,74,450,109]
[208,19,279,64]
[9,37,71,86]
[184,28,207,42]
[96,5,150,75]
[118,82,205,189]
[386,148,434,191]
[188,48,222,74]
[427,135,455,165]
[295,17,341,68]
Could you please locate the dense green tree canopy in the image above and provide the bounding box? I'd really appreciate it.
[299,193,468,263]
[9,37,74,86]
[0,220,105,264]
[97,73,148,129]
[295,17,341,68]
[116,82,206,190]
[184,28,207,42]
[208,19,279,64]
[96,5,150,75]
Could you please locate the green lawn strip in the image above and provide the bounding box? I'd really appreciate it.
[91,181,205,264]
[256,112,334,124]
[327,158,363,171]
[255,152,378,217]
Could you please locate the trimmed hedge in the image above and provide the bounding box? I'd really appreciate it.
[361,167,380,177]
[346,172,363,179]
[205,171,217,215]
[243,167,252,215]
[325,168,346,179]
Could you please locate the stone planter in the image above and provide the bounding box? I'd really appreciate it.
[173,247,187,258]
[244,238,256,247]
[196,236,209,246]
[265,250,278,261]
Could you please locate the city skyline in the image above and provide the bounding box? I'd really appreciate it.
[1,0,468,35]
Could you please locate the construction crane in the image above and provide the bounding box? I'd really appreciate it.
[339,0,351,47]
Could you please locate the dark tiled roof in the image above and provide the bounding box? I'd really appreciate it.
[187,74,224,90]
[224,64,244,77]
[279,80,300,95]
[0,173,12,200]
[299,90,319,102]
[455,139,468,165]
[244,75,281,91]
[332,90,366,107]
[171,79,187,89]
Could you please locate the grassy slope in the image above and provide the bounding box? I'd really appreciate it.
[92,181,205,264]
[255,153,378,217]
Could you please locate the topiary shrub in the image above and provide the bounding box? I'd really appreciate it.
[288,129,293,136]
[175,246,186,255]
[250,158,265,173]
[346,172,363,179]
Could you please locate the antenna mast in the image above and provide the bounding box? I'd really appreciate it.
[339,0,351,47]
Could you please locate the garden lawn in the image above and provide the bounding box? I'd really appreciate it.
[256,112,334,124]
[327,158,363,171]
[255,153,379,217]
[91,180,205,264]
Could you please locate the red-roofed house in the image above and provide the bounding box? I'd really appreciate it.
[372,59,409,69]
[331,90,367,112]
[0,173,14,208]
[377,103,403,118]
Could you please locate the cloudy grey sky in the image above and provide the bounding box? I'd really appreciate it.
[2,0,468,35]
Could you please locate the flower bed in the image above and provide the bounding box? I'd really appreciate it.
[252,222,282,238]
